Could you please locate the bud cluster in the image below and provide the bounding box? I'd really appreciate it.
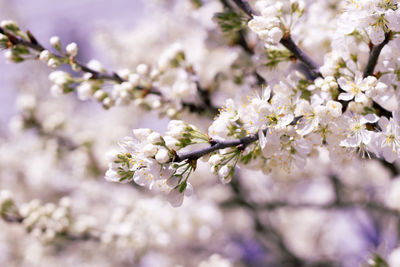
[249,0,305,45]
[105,120,209,206]
[0,192,96,243]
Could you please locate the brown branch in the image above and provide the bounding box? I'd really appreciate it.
[280,35,322,79]
[5,29,125,83]
[173,131,259,162]
[231,0,257,17]
[229,0,322,80]
[363,32,392,78]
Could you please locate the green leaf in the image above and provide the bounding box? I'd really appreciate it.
[265,47,293,69]
[214,11,247,33]
[190,0,202,8]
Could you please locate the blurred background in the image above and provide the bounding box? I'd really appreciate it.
[0,0,143,130]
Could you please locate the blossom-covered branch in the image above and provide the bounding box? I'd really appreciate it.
[0,25,126,83]
[241,0,322,79]
[0,21,218,116]
[0,191,98,243]
[173,132,259,162]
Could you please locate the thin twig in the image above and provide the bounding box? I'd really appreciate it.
[231,0,257,17]
[5,30,125,83]
[229,0,322,80]
[1,27,223,113]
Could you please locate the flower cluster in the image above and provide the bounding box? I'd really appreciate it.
[248,0,305,45]
[106,67,400,204]
[1,191,95,243]
[341,0,400,45]
[105,120,210,206]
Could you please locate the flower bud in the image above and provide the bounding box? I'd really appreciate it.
[147,131,163,144]
[136,64,149,76]
[208,154,223,166]
[87,59,104,72]
[39,50,51,62]
[94,90,106,101]
[155,148,170,163]
[50,36,61,48]
[66,42,78,57]
[133,128,152,140]
[143,143,158,157]
[47,58,59,69]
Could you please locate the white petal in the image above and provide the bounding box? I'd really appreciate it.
[369,26,385,46]
[338,92,354,101]
[337,77,349,90]
[383,146,398,163]
[361,113,379,124]
[354,93,367,103]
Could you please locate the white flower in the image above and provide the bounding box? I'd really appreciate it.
[326,100,342,118]
[76,82,93,100]
[136,64,149,76]
[337,72,369,103]
[106,136,173,189]
[39,50,51,63]
[248,15,283,45]
[218,165,230,183]
[132,128,152,141]
[166,182,193,207]
[49,36,61,47]
[368,26,385,46]
[87,59,105,72]
[209,99,239,139]
[155,148,170,164]
[128,73,140,86]
[66,42,78,57]
[49,71,71,85]
[208,154,223,166]
[378,112,400,163]
[340,113,379,148]
[47,58,58,69]
[147,132,163,144]
[143,143,158,157]
[268,27,284,44]
[167,120,187,139]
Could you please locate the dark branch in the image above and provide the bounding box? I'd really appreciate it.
[173,132,259,162]
[362,32,393,122]
[231,0,257,17]
[230,0,321,80]
[173,117,303,162]
[280,35,321,79]
[4,29,124,83]
[363,32,391,78]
